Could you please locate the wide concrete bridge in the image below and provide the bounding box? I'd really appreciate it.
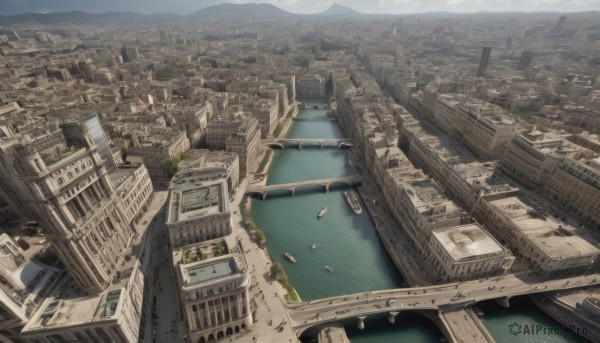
[288,272,600,337]
[245,175,368,199]
[262,138,354,149]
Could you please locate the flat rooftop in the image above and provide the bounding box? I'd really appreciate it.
[180,254,245,288]
[186,259,237,285]
[401,179,465,224]
[432,224,504,262]
[167,179,227,224]
[22,280,126,331]
[489,196,600,259]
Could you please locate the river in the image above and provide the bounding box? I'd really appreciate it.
[249,98,587,343]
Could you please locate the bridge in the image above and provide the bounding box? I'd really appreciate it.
[299,103,330,110]
[245,175,369,199]
[292,118,339,122]
[262,138,353,149]
[287,272,600,336]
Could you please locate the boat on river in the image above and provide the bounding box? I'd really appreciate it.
[325,265,334,272]
[317,206,328,219]
[284,252,296,263]
[310,243,317,250]
[344,190,362,215]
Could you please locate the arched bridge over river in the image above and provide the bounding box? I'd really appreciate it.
[287,272,600,339]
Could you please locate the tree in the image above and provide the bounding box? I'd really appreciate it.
[181,151,192,160]
[164,156,181,177]
[195,247,204,260]
[270,263,284,279]
[253,229,265,244]
[212,243,225,257]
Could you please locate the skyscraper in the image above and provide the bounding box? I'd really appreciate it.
[517,50,534,71]
[477,46,491,77]
[506,36,512,51]
[554,15,567,31]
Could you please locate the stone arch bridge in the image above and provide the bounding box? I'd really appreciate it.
[245,175,368,199]
[262,138,354,150]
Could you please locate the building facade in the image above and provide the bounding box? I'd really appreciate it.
[0,124,155,294]
[166,179,232,249]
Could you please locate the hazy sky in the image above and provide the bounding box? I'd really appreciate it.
[0,0,599,15]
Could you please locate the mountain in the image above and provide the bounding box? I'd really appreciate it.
[187,3,294,19]
[319,3,362,16]
[0,11,182,25]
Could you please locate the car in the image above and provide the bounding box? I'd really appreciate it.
[488,285,495,290]
[386,298,395,306]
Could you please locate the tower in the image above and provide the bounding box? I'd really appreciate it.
[477,47,491,77]
[554,15,567,32]
[517,51,534,71]
[0,123,135,294]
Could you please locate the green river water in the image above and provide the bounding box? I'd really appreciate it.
[249,98,587,343]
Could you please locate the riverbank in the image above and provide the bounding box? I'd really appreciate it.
[240,193,301,302]
[529,291,600,342]
[228,179,298,343]
[275,102,299,139]
[346,147,434,287]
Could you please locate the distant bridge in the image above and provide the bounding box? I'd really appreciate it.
[262,138,354,150]
[292,118,339,122]
[245,175,368,199]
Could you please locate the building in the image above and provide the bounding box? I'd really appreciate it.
[428,224,510,282]
[452,102,519,161]
[173,247,252,343]
[121,44,140,63]
[166,179,231,249]
[476,47,491,77]
[517,51,534,71]
[296,73,326,97]
[0,233,64,342]
[225,118,261,178]
[483,196,600,278]
[501,128,600,228]
[554,15,567,32]
[21,259,147,343]
[125,128,190,178]
[0,123,154,295]
[172,150,240,195]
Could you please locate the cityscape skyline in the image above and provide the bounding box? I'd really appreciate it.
[1,4,600,343]
[1,0,599,15]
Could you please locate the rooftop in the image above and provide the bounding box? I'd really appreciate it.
[432,224,504,262]
[180,253,245,288]
[489,196,600,259]
[167,179,228,224]
[401,178,465,224]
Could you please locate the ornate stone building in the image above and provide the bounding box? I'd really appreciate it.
[0,123,154,295]
[166,179,231,249]
[173,248,252,343]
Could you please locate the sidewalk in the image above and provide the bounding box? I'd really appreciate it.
[229,179,299,343]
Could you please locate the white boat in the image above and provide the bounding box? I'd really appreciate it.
[317,206,328,219]
[284,252,296,263]
[310,243,317,250]
[344,190,363,215]
[325,265,333,272]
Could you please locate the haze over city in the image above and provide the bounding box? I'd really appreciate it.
[1,0,600,15]
[1,1,600,343]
